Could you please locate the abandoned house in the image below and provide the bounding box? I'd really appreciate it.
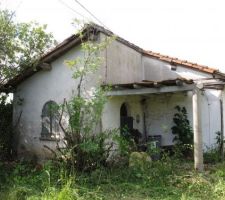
[2,24,225,165]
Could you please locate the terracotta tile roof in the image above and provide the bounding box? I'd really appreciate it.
[1,23,224,92]
[143,50,218,74]
[91,24,221,75]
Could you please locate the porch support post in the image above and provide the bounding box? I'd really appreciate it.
[192,87,204,172]
[220,99,224,161]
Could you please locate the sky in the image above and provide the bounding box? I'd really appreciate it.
[2,0,225,72]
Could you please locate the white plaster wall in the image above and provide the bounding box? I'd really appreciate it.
[145,92,193,146]
[13,45,104,160]
[102,93,191,146]
[176,66,212,80]
[201,89,222,149]
[222,88,225,146]
[143,56,212,81]
[104,38,142,84]
[102,90,222,149]
[146,90,222,147]
[102,96,144,133]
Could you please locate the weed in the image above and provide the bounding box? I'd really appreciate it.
[2,160,225,200]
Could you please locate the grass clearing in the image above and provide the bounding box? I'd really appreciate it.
[1,159,225,200]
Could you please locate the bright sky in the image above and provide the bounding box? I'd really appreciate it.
[2,0,225,72]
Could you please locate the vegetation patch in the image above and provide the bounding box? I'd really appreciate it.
[1,158,225,200]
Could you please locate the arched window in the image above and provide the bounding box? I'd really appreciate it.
[40,101,60,140]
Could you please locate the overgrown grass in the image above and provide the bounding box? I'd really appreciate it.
[1,159,225,200]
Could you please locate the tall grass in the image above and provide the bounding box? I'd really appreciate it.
[1,159,225,200]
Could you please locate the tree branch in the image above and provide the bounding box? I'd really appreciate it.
[59,98,67,134]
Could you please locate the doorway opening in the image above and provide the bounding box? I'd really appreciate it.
[120,103,133,137]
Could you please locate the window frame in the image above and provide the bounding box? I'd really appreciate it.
[40,100,60,141]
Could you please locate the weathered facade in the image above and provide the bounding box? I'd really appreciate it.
[6,24,225,162]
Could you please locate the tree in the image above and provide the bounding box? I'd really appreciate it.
[54,24,115,171]
[0,9,56,159]
[0,9,56,89]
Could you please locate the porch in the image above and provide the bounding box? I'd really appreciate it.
[102,79,225,171]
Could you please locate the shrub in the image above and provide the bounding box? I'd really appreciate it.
[171,106,193,145]
[171,106,193,158]
[129,151,152,171]
[204,146,221,164]
[0,94,13,160]
[49,28,116,172]
[203,131,225,164]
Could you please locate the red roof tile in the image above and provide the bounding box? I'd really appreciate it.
[2,23,225,92]
[143,50,219,74]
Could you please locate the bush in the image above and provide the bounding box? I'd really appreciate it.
[204,147,221,164]
[47,29,116,173]
[129,152,152,171]
[0,94,13,160]
[171,106,193,146]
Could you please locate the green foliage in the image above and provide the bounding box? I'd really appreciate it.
[129,152,152,172]
[3,160,225,200]
[203,131,224,164]
[57,180,80,200]
[172,105,193,145]
[0,94,13,160]
[66,87,109,135]
[55,28,115,172]
[215,131,224,159]
[0,9,56,86]
[216,131,222,148]
[146,140,162,160]
[58,89,114,171]
[113,132,137,158]
[204,147,221,164]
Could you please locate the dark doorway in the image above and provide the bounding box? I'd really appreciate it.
[120,103,133,137]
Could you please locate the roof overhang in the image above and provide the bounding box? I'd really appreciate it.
[105,78,225,96]
[1,23,225,93]
[107,84,194,96]
[103,79,194,96]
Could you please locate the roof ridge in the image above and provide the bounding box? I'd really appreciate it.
[90,23,221,75]
[2,23,225,92]
[41,23,221,75]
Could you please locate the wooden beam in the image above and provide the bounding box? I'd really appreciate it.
[133,84,146,89]
[176,79,184,86]
[153,82,161,88]
[40,63,52,71]
[107,84,194,96]
[114,85,132,90]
